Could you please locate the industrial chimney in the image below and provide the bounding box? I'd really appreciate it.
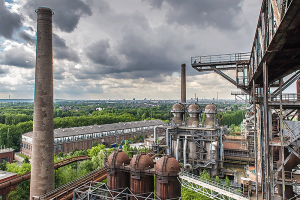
[181,64,186,103]
[30,7,54,199]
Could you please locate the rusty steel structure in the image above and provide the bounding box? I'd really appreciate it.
[106,150,130,197]
[130,153,154,199]
[191,0,300,199]
[155,155,181,200]
[30,7,54,199]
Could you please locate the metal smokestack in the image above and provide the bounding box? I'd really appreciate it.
[30,7,54,198]
[181,64,186,103]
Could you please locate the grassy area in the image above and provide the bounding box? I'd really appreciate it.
[17,153,30,160]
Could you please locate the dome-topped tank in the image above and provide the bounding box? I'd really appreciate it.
[204,103,217,128]
[155,155,180,174]
[204,103,217,114]
[106,150,131,196]
[130,153,154,170]
[187,103,201,127]
[107,150,130,167]
[130,153,154,199]
[171,103,185,125]
[155,156,181,200]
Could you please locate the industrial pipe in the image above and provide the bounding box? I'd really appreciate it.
[166,128,169,155]
[176,136,179,161]
[183,136,187,166]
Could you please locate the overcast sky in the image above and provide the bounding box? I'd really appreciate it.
[0,0,264,100]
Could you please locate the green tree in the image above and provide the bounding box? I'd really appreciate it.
[92,140,99,147]
[0,161,7,171]
[225,176,231,187]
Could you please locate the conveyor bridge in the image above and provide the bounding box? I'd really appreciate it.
[179,172,249,200]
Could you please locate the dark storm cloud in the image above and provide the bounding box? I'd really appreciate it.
[0,0,22,39]
[53,33,80,63]
[1,45,34,68]
[0,67,9,74]
[54,66,66,80]
[18,31,35,45]
[86,40,118,66]
[25,0,92,33]
[76,33,179,81]
[144,0,242,30]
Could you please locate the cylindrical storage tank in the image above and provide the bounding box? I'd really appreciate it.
[171,103,184,125]
[155,156,181,200]
[106,150,130,195]
[187,103,200,127]
[130,153,154,200]
[204,103,217,128]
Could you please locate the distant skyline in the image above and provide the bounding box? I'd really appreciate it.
[2,0,295,101]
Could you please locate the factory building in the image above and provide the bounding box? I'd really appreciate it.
[0,148,15,164]
[20,120,165,157]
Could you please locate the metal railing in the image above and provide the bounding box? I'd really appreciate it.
[191,52,250,65]
[179,171,248,199]
[272,93,300,102]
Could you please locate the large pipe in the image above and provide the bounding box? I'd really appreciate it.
[166,128,169,155]
[176,136,179,161]
[30,7,54,199]
[183,136,187,166]
[181,64,186,103]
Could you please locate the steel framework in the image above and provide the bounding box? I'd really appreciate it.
[73,181,181,200]
[179,172,249,200]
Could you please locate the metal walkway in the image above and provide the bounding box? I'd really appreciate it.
[179,172,249,200]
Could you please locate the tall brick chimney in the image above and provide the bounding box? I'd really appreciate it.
[30,7,54,199]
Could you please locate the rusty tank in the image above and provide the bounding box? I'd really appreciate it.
[130,153,154,200]
[171,103,185,125]
[155,155,181,200]
[187,103,201,127]
[106,150,130,196]
[204,103,217,128]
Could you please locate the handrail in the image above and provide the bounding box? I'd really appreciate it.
[191,52,250,65]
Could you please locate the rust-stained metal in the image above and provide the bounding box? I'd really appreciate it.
[155,156,181,200]
[106,150,130,196]
[171,103,185,125]
[130,153,154,200]
[181,64,186,104]
[187,103,200,127]
[30,7,54,199]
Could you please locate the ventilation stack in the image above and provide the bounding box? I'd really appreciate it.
[155,155,181,200]
[106,150,130,197]
[30,7,54,199]
[130,153,154,200]
[204,104,217,128]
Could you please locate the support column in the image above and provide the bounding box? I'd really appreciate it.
[30,7,54,199]
[263,62,271,199]
[279,78,285,199]
[253,80,258,200]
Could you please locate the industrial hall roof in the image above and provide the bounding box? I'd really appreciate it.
[23,119,165,138]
